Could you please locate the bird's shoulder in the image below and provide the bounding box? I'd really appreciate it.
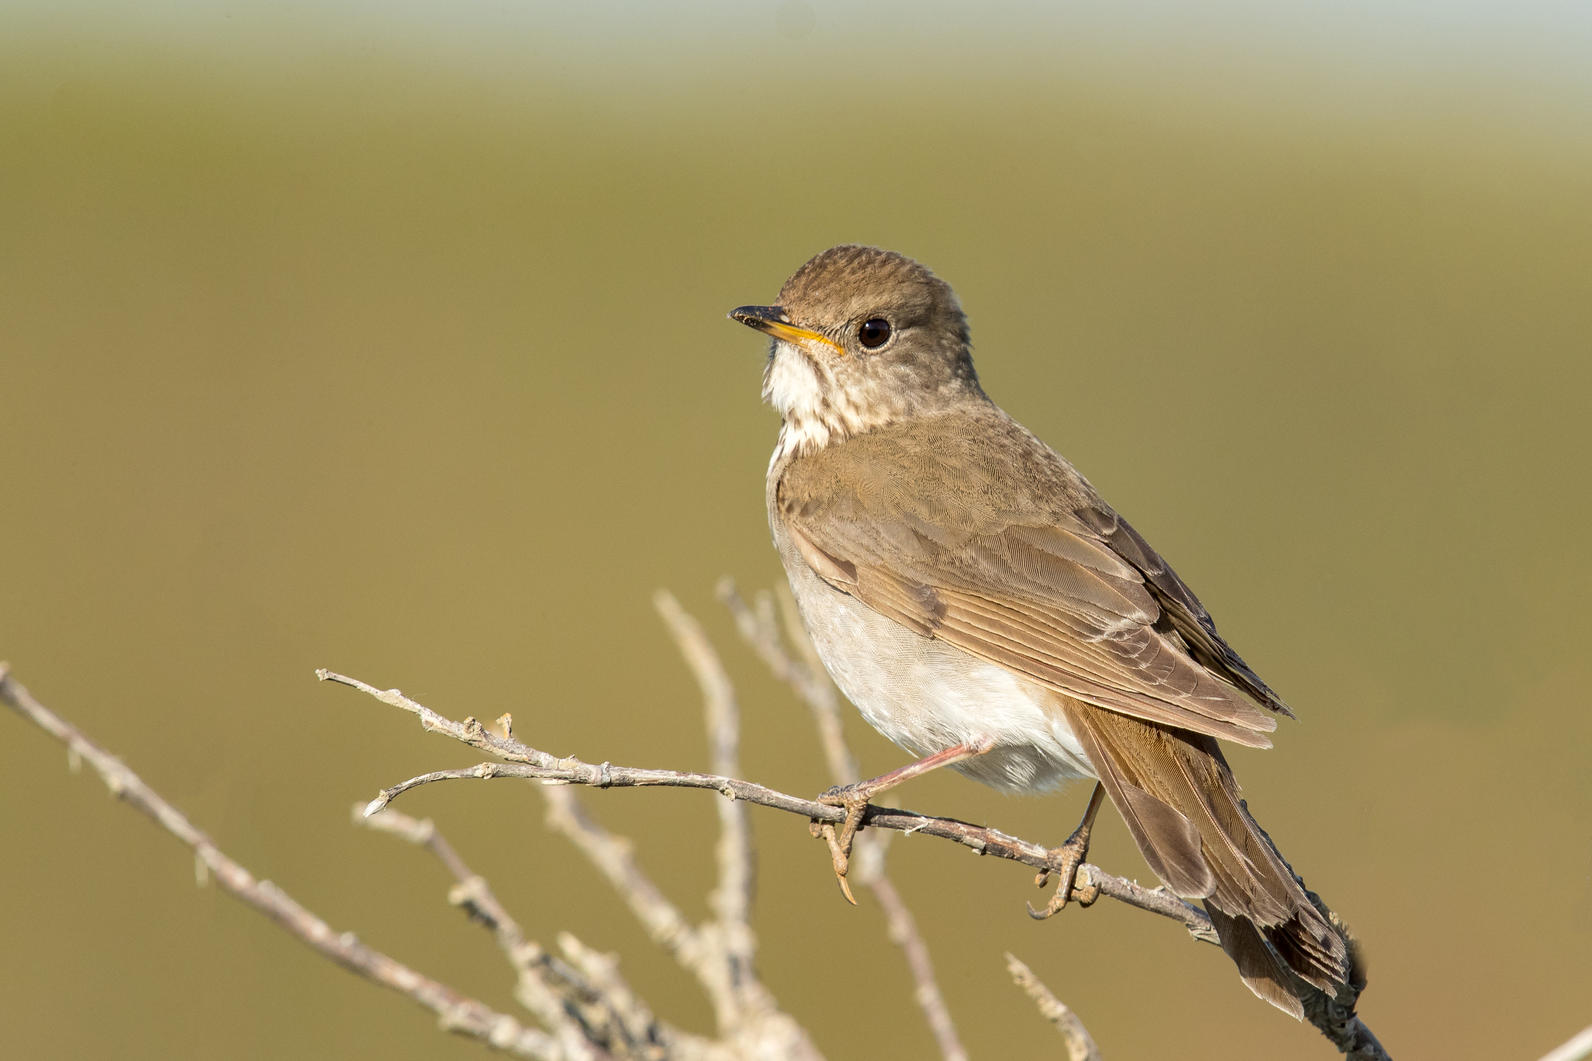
[775,402,1097,532]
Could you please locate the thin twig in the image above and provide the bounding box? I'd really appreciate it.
[708,585,1385,1059]
[531,698,821,1057]
[654,591,757,1008]
[1540,1025,1592,1061]
[553,932,672,1060]
[0,665,565,1061]
[865,872,968,1061]
[328,649,1387,1057]
[540,784,708,974]
[719,579,968,1061]
[356,806,677,1061]
[717,579,855,781]
[1004,953,1101,1061]
[340,715,1218,943]
[348,594,821,1061]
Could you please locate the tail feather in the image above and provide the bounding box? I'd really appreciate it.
[1205,907,1307,1019]
[1058,697,1348,1014]
[1112,778,1213,898]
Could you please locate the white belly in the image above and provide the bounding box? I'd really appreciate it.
[779,548,1096,794]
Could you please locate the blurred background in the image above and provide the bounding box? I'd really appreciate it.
[4,2,1589,1058]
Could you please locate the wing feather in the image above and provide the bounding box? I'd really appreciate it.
[776,410,1291,745]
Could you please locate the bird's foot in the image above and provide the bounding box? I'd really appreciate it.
[806,742,998,906]
[1027,781,1105,920]
[810,783,874,905]
[1027,824,1099,919]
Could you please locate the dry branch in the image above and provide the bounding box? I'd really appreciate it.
[2,577,1390,1060]
[1004,954,1101,1061]
[719,579,965,1061]
[323,576,1388,1061]
[336,668,1217,942]
[355,805,679,1059]
[0,665,561,1060]
[1540,1025,1592,1061]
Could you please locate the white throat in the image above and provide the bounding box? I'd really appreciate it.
[764,343,838,463]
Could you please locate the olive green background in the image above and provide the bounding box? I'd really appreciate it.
[4,5,1589,1059]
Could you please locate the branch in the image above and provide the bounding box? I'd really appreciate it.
[653,591,757,1011]
[1,654,821,1060]
[4,570,1388,1059]
[720,578,966,1060]
[0,664,563,1060]
[334,678,1215,942]
[356,805,684,1060]
[729,580,1386,1060]
[1540,1025,1592,1061]
[327,576,1388,1060]
[1004,953,1101,1061]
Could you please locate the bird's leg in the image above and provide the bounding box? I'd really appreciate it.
[1028,781,1106,919]
[814,737,995,904]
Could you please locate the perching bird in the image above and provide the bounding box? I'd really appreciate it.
[730,244,1350,1017]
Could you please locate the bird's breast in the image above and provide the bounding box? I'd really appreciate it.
[769,507,1095,793]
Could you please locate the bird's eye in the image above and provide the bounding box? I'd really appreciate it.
[857,318,892,349]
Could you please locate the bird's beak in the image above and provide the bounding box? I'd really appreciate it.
[729,305,845,357]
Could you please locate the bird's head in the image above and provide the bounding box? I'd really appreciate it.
[731,245,983,458]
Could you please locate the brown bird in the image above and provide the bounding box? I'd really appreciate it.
[730,244,1349,1017]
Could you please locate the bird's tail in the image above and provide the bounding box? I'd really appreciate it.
[1059,699,1349,1017]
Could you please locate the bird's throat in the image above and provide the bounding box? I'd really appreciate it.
[764,345,869,461]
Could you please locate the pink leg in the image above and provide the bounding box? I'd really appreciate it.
[816,737,996,903]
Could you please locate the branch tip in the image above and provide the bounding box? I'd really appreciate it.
[1,669,545,1056]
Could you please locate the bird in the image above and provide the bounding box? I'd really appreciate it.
[728,244,1351,1017]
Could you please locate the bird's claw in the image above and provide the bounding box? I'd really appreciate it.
[812,785,872,905]
[1026,836,1098,920]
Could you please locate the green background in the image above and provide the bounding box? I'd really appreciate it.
[4,4,1589,1058]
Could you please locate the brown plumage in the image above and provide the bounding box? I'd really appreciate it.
[732,244,1351,1016]
[777,413,1287,747]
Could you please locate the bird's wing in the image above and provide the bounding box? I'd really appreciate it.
[775,413,1289,746]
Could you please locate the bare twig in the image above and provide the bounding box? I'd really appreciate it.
[327,610,1385,1059]
[528,634,822,1061]
[0,665,564,1061]
[347,588,824,1061]
[553,932,670,1060]
[1004,954,1101,1061]
[717,579,855,781]
[4,569,1389,1061]
[337,705,1218,943]
[653,591,757,1007]
[356,806,677,1061]
[726,582,1383,1059]
[2,657,823,1060]
[536,786,818,1061]
[1540,1025,1592,1061]
[539,785,706,978]
[865,872,968,1060]
[719,579,968,1061]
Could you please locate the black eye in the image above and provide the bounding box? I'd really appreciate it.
[857,318,892,349]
